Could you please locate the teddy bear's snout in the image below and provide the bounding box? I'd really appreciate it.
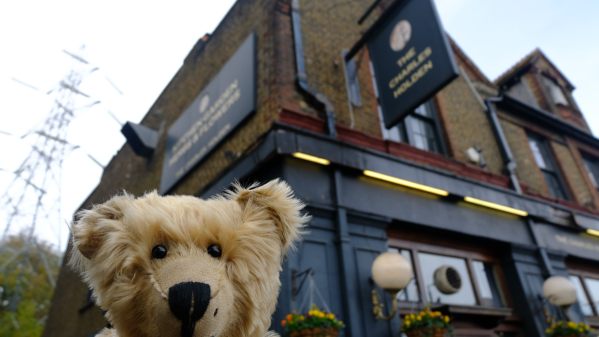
[168,282,211,337]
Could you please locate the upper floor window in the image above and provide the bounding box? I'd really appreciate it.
[541,75,568,106]
[380,101,444,154]
[527,133,569,200]
[582,155,599,191]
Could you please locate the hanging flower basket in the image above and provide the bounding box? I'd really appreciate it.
[402,308,451,337]
[545,321,593,337]
[405,327,448,337]
[288,327,339,337]
[283,307,345,337]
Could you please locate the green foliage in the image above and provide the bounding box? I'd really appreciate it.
[402,308,451,333]
[545,321,593,337]
[0,234,62,337]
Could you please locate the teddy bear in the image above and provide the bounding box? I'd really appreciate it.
[69,179,308,337]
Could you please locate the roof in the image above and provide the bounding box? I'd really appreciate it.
[494,48,575,90]
[447,36,494,87]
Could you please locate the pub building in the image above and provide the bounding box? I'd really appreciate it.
[43,0,599,336]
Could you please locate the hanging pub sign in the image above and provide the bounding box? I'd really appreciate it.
[367,0,458,128]
[160,33,256,193]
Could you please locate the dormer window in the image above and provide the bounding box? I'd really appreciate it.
[541,75,568,106]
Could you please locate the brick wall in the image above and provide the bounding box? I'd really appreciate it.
[298,0,381,135]
[498,109,597,207]
[552,141,593,205]
[436,75,504,175]
[499,115,548,196]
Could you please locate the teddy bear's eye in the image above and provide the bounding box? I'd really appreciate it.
[151,245,168,259]
[207,244,222,258]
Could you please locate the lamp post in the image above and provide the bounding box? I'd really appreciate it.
[371,252,413,320]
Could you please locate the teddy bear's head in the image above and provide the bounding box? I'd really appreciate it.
[70,180,307,337]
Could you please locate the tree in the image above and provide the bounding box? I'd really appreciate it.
[0,234,62,337]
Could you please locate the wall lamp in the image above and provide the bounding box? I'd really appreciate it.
[541,276,578,322]
[543,276,577,307]
[463,196,528,217]
[292,152,330,166]
[371,252,413,320]
[363,170,449,197]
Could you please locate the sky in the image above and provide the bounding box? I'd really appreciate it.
[0,0,597,251]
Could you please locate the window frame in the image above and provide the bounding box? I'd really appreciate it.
[582,154,599,191]
[388,236,509,309]
[381,100,447,155]
[541,74,569,107]
[527,132,570,200]
[567,260,599,318]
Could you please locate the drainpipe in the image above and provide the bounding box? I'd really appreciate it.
[290,0,336,138]
[484,97,522,194]
[290,1,359,336]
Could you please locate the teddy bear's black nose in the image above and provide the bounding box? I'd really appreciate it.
[168,282,211,337]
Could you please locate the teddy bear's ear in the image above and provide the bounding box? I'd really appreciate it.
[71,194,131,260]
[232,179,308,251]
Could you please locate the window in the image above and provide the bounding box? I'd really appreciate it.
[582,155,599,190]
[541,75,568,106]
[389,243,506,308]
[527,133,569,200]
[381,101,444,154]
[344,53,362,106]
[507,79,539,108]
[389,235,523,336]
[567,260,599,324]
[570,275,596,316]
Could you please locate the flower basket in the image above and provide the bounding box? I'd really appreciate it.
[405,327,448,337]
[283,307,344,337]
[289,327,340,337]
[545,320,593,337]
[402,308,451,337]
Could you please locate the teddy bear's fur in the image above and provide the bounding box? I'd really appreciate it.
[70,180,308,337]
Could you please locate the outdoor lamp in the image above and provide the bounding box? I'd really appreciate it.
[371,252,413,320]
[542,276,577,307]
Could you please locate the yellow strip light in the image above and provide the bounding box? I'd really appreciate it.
[463,196,528,217]
[292,152,330,166]
[363,170,449,196]
[586,229,599,237]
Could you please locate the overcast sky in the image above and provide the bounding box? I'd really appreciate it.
[0,0,597,251]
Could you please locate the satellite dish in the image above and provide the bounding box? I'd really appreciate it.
[434,265,462,294]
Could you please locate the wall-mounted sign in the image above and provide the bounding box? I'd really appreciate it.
[536,224,599,261]
[160,33,256,193]
[367,0,458,128]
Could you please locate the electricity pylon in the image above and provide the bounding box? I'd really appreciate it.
[0,47,101,248]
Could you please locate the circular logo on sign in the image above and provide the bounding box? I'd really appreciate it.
[199,95,210,113]
[389,20,412,52]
